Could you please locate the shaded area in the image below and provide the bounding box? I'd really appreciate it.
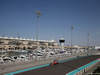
[15,55,100,75]
[93,66,100,74]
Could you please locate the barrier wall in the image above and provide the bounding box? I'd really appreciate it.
[66,59,100,75]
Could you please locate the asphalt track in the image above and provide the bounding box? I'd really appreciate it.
[15,55,100,75]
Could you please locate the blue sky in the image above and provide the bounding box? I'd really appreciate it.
[0,0,100,46]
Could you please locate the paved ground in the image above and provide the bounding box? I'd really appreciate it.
[14,55,100,75]
[1,55,76,75]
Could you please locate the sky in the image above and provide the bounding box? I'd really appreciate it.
[0,0,100,46]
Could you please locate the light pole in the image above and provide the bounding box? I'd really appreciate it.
[71,26,74,53]
[35,10,41,63]
[87,32,90,50]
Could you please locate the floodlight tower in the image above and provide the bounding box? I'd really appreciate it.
[71,26,74,51]
[36,10,41,42]
[35,10,41,63]
[59,37,65,49]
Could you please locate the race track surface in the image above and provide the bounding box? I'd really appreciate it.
[15,55,100,75]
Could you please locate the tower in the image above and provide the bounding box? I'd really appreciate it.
[59,37,65,49]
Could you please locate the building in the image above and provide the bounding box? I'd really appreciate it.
[0,36,58,50]
[95,46,100,50]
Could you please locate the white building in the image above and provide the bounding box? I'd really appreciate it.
[0,37,58,50]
